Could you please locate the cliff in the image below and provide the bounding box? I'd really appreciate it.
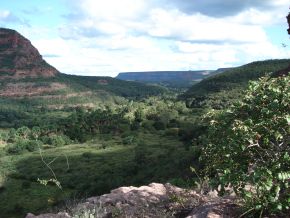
[0,28,58,79]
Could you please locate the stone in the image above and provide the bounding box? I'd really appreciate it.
[26,183,239,218]
[25,212,71,218]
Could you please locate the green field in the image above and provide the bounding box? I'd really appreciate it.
[0,131,195,218]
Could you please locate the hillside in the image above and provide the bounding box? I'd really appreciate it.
[181,59,290,109]
[0,28,167,127]
[0,28,58,79]
[0,28,165,100]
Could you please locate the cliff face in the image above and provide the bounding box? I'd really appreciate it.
[0,28,58,79]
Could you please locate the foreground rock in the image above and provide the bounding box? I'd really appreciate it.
[26,183,239,218]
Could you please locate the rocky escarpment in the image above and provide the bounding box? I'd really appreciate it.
[26,183,239,218]
[0,28,58,79]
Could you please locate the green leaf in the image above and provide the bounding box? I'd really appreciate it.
[286,115,290,124]
[245,192,252,198]
[255,205,262,209]
[276,204,283,211]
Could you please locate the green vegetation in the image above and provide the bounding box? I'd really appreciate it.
[0,133,194,217]
[0,91,199,217]
[182,59,290,109]
[0,73,167,128]
[0,58,289,217]
[200,75,290,217]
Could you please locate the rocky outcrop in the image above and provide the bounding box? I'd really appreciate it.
[0,28,58,79]
[26,183,239,218]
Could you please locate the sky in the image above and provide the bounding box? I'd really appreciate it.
[0,0,289,77]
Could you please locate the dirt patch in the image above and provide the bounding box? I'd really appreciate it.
[0,82,67,97]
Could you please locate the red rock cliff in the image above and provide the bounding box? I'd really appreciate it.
[0,28,58,79]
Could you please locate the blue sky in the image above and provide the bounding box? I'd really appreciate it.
[0,0,289,76]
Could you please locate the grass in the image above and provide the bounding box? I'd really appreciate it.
[0,132,194,218]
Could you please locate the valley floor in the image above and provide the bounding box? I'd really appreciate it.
[0,132,194,218]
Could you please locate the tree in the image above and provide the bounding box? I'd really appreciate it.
[16,126,30,140]
[201,75,290,216]
[287,12,290,35]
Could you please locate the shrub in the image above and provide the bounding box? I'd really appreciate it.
[21,181,31,189]
[153,121,166,130]
[7,139,43,154]
[0,131,9,142]
[7,128,18,143]
[141,120,155,131]
[201,75,290,216]
[122,136,135,145]
[165,128,179,137]
[82,152,94,159]
[167,119,180,128]
[52,136,66,147]
[118,123,131,132]
[7,140,27,154]
[26,140,42,152]
[130,122,140,131]
[41,134,71,146]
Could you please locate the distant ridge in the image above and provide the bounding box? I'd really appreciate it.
[116,69,234,88]
[116,70,214,82]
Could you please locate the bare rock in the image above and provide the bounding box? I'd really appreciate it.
[26,212,71,218]
[0,28,58,80]
[73,183,197,217]
[186,197,238,218]
[26,183,239,218]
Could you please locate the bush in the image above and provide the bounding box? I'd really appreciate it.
[122,136,135,145]
[82,152,94,159]
[26,140,42,152]
[52,136,66,147]
[7,139,43,154]
[118,123,131,132]
[167,119,180,128]
[153,121,166,130]
[21,181,31,189]
[165,128,179,137]
[39,135,69,147]
[0,131,9,142]
[201,75,290,216]
[141,120,155,132]
[7,140,27,154]
[130,122,140,131]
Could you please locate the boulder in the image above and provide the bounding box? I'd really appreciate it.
[26,183,239,218]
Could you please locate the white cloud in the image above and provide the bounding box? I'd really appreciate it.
[146,9,268,43]
[0,10,10,19]
[0,10,27,25]
[81,0,147,21]
[16,0,290,77]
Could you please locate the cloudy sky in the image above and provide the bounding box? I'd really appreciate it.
[1,0,289,76]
